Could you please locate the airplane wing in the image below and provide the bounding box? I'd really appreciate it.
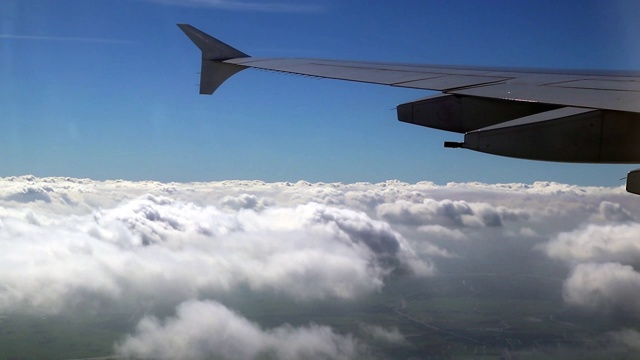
[177,24,640,194]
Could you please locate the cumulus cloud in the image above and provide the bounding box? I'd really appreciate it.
[0,176,633,313]
[563,263,640,318]
[220,193,269,210]
[115,299,364,360]
[540,223,640,266]
[0,189,432,313]
[360,324,405,345]
[535,196,640,328]
[596,201,634,222]
[0,176,639,357]
[2,184,54,203]
[376,199,529,228]
[416,225,466,240]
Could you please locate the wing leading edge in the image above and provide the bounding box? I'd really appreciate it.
[178,24,640,194]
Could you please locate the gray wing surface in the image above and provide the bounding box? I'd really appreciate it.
[178,24,640,194]
[227,57,640,113]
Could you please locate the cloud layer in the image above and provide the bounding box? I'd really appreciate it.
[1,176,639,357]
[0,191,430,313]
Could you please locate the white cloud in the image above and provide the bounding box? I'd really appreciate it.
[0,186,432,313]
[416,225,466,240]
[596,201,634,222]
[2,183,54,203]
[360,324,406,345]
[563,262,640,317]
[0,175,639,356]
[540,223,640,266]
[115,299,364,360]
[537,199,640,321]
[376,198,529,228]
[220,193,271,210]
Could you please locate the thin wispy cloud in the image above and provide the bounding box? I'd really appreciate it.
[145,0,323,13]
[0,34,135,44]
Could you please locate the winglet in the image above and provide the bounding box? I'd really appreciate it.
[177,24,249,60]
[177,24,250,94]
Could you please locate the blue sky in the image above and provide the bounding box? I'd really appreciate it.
[1,0,639,185]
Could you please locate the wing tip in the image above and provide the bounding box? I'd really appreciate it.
[177,23,249,60]
[178,24,249,94]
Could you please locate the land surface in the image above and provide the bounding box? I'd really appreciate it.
[0,272,630,359]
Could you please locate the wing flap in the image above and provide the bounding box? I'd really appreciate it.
[450,83,640,113]
[549,79,640,92]
[395,75,509,90]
